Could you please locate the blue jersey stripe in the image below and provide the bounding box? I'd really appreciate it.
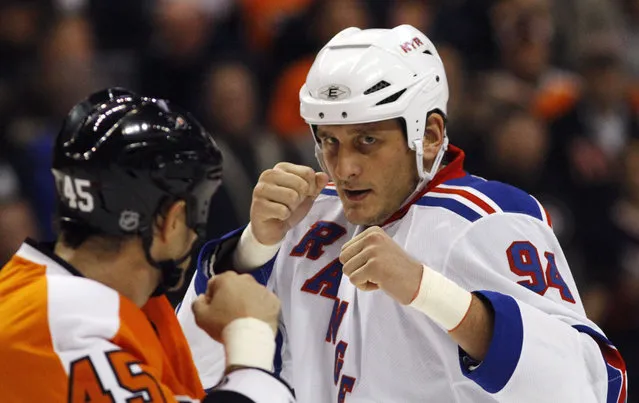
[442,174,544,222]
[443,174,487,188]
[415,196,483,222]
[321,188,338,196]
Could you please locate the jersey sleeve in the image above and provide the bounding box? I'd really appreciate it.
[444,213,627,402]
[266,264,293,386]
[62,339,202,402]
[177,227,280,390]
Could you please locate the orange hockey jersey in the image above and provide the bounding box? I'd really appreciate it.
[0,240,205,402]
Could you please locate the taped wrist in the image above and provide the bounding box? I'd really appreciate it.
[232,223,281,271]
[409,264,472,331]
[222,317,276,371]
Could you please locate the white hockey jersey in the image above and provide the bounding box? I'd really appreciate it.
[178,146,627,402]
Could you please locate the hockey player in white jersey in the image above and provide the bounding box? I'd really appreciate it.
[178,25,628,402]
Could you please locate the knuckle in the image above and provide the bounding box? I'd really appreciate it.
[259,169,274,182]
[274,162,288,171]
[277,204,291,220]
[369,232,384,243]
[341,262,351,275]
[298,180,310,196]
[285,188,300,206]
[253,181,268,196]
[253,198,270,214]
[303,168,316,181]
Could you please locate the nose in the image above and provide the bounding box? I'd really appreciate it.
[333,147,362,181]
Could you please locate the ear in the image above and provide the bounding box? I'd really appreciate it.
[155,200,187,243]
[422,113,445,159]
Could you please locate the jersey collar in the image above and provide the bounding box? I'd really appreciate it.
[17,238,85,277]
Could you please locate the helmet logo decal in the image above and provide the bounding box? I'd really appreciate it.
[119,210,140,232]
[400,37,425,53]
[319,84,351,101]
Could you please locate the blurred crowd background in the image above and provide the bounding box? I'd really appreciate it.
[0,0,637,397]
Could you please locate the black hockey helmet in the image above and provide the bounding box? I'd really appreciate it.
[52,87,223,289]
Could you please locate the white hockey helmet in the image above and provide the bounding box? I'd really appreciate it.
[300,24,449,181]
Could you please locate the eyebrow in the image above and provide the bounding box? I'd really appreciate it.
[316,126,371,138]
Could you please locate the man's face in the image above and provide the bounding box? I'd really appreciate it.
[316,119,419,226]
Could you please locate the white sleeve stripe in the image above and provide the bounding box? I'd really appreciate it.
[425,192,491,217]
[436,184,504,213]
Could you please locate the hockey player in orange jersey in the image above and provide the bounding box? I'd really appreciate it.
[0,88,294,402]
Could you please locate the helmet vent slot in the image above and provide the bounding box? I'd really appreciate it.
[375,89,407,106]
[364,80,390,95]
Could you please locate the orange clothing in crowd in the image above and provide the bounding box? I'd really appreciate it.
[240,0,312,51]
[268,56,315,138]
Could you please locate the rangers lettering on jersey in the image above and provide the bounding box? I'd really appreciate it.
[294,221,356,400]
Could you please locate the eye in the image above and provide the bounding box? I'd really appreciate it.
[360,136,377,145]
[321,136,338,146]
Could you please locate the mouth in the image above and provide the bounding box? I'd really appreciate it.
[343,189,372,201]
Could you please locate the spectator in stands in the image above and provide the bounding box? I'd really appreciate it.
[479,0,581,122]
[0,159,38,265]
[201,60,304,239]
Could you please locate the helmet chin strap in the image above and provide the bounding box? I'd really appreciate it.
[413,135,449,183]
[141,232,199,297]
[314,143,328,173]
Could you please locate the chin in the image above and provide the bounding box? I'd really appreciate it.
[344,209,378,226]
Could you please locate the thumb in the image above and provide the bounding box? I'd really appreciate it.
[205,275,220,301]
[312,172,330,197]
[191,294,209,319]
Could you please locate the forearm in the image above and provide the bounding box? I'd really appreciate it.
[448,294,494,361]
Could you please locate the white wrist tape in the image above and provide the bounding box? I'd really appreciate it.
[409,265,473,331]
[222,317,276,371]
[232,223,281,271]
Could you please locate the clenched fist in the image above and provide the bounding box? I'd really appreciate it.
[340,226,424,305]
[192,271,281,342]
[251,162,329,245]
